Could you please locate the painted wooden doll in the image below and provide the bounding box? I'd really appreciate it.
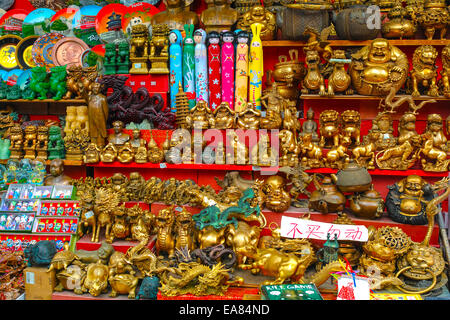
[234,30,250,113]
[169,29,183,113]
[249,23,264,110]
[207,31,221,110]
[183,24,196,109]
[221,31,235,110]
[194,28,209,104]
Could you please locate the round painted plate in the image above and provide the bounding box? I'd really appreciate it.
[72,5,102,47]
[16,68,31,90]
[0,0,15,11]
[15,35,38,69]
[0,69,7,81]
[95,3,127,44]
[121,2,159,37]
[51,36,89,67]
[0,9,29,36]
[31,32,65,70]
[50,7,79,37]
[22,8,55,38]
[0,34,22,71]
[5,68,22,85]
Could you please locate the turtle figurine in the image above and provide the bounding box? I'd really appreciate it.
[24,240,57,267]
[47,242,84,273]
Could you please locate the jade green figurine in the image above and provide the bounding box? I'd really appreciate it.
[21,83,35,100]
[47,126,65,160]
[117,42,130,74]
[30,67,50,100]
[0,139,11,159]
[0,82,8,99]
[49,66,67,100]
[6,85,22,100]
[104,43,117,75]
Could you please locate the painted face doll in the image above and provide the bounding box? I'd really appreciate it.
[234,30,250,112]
[207,31,221,110]
[183,24,196,109]
[221,31,235,109]
[169,29,183,112]
[194,29,209,104]
[249,23,263,110]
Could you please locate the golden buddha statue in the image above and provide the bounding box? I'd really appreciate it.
[349,38,409,96]
[151,0,199,31]
[185,100,215,129]
[237,5,276,40]
[101,143,118,163]
[236,103,261,129]
[83,143,101,164]
[117,142,135,163]
[200,0,238,33]
[213,102,235,129]
[260,83,283,129]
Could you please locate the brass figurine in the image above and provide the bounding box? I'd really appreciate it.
[236,103,261,129]
[200,0,238,33]
[300,108,319,144]
[185,100,215,129]
[440,45,450,98]
[319,109,340,148]
[237,5,277,40]
[420,113,449,171]
[340,109,361,147]
[149,24,170,74]
[23,126,37,160]
[408,45,440,97]
[151,0,199,31]
[108,121,130,147]
[302,50,326,95]
[326,50,352,96]
[117,142,135,164]
[415,0,449,40]
[35,126,49,162]
[349,38,409,96]
[213,102,235,129]
[86,82,108,148]
[262,175,292,213]
[309,175,346,214]
[100,143,118,163]
[84,143,101,164]
[129,24,150,74]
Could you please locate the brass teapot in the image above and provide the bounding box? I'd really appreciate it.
[348,185,385,220]
[309,175,346,214]
[332,160,372,193]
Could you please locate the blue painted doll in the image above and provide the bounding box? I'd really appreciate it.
[182,24,196,109]
[194,28,209,104]
[169,29,183,113]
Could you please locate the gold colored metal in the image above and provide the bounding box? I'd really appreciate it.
[262,175,292,213]
[200,0,239,33]
[279,129,300,167]
[260,83,283,129]
[129,24,150,74]
[414,0,449,40]
[309,175,346,214]
[394,266,437,294]
[440,45,450,98]
[44,159,73,186]
[86,82,108,148]
[35,126,49,162]
[408,45,439,97]
[326,50,352,96]
[108,251,139,299]
[225,220,261,265]
[382,0,416,39]
[174,207,195,252]
[151,0,199,31]
[237,5,276,40]
[341,110,361,147]
[325,135,352,169]
[155,206,176,258]
[81,261,109,297]
[185,100,215,129]
[319,109,340,148]
[100,143,118,163]
[213,102,236,129]
[420,113,449,172]
[149,24,170,74]
[117,142,135,163]
[8,124,23,160]
[84,143,101,164]
[349,38,409,96]
[299,133,324,168]
[108,120,130,147]
[236,103,261,129]
[349,185,385,219]
[302,50,326,95]
[23,125,37,160]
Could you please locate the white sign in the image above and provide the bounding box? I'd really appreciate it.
[280,216,369,242]
[337,276,371,300]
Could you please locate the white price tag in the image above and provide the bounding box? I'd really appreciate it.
[140,81,146,86]
[160,163,167,168]
[85,211,94,219]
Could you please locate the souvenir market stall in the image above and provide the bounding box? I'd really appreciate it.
[0,0,449,301]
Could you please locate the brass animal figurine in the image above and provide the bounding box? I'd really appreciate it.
[340,110,361,147]
[174,207,195,252]
[226,221,261,265]
[80,261,109,297]
[302,50,326,95]
[299,133,324,169]
[155,207,176,258]
[440,45,450,97]
[325,135,352,169]
[408,45,439,97]
[319,109,340,148]
[376,135,423,170]
[326,49,352,96]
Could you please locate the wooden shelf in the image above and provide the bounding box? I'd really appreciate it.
[0,99,85,103]
[263,39,450,47]
[301,94,450,101]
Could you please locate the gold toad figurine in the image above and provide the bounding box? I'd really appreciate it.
[151,0,199,31]
[129,24,150,74]
[237,5,276,40]
[349,38,409,96]
[236,103,261,129]
[185,100,215,130]
[200,0,239,33]
[213,102,235,129]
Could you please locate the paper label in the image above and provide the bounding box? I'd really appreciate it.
[26,272,35,285]
[84,211,94,219]
[280,216,368,242]
[337,276,370,300]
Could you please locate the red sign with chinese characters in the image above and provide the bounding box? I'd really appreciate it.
[280,216,369,242]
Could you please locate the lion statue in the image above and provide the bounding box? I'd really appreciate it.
[341,110,361,146]
[408,45,439,97]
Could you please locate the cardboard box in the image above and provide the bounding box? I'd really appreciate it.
[24,267,56,300]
